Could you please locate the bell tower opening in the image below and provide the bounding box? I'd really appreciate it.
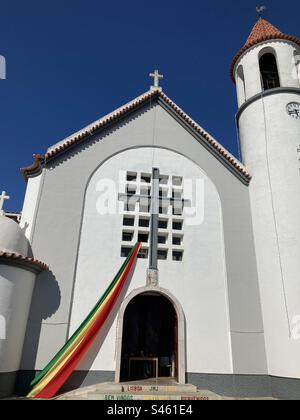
[120,293,178,382]
[259,52,280,91]
[294,51,300,85]
[237,65,246,105]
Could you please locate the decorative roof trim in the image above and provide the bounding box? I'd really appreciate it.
[21,154,44,181]
[157,93,251,183]
[20,89,251,183]
[231,33,300,82]
[0,251,48,274]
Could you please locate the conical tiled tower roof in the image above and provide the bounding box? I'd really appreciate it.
[244,18,283,47]
[231,18,300,81]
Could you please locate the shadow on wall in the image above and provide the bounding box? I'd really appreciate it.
[15,270,61,395]
[21,222,30,240]
[59,260,138,394]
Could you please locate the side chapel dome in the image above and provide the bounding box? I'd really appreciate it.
[0,215,29,256]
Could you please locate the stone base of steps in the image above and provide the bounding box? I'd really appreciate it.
[56,382,225,401]
[59,392,223,401]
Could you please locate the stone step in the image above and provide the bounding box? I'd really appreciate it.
[58,382,199,399]
[121,383,198,394]
[58,391,224,401]
[56,382,225,401]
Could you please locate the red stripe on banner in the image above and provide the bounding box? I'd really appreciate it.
[35,243,141,399]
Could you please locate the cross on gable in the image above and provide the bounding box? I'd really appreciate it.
[0,191,10,215]
[149,70,164,89]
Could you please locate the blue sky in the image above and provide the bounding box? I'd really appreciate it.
[0,0,299,211]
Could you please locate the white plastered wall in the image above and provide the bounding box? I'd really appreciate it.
[69,147,233,375]
[236,39,300,378]
[0,265,36,373]
[234,40,300,106]
[20,174,43,242]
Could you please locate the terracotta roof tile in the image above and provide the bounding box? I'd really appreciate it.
[244,18,283,47]
[231,18,300,81]
[0,251,49,272]
[21,89,251,183]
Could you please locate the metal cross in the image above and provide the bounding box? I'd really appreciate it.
[0,191,10,215]
[119,168,190,273]
[149,70,164,89]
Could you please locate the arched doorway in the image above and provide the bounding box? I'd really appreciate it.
[115,288,186,384]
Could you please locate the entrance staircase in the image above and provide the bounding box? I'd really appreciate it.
[56,379,225,401]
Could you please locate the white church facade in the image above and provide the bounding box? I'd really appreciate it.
[0,18,300,399]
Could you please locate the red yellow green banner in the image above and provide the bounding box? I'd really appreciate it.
[27,242,141,399]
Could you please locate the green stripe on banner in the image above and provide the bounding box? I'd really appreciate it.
[29,243,139,390]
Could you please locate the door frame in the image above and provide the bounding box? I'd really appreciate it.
[115,286,186,384]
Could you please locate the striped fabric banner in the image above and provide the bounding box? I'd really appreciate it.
[27,242,141,399]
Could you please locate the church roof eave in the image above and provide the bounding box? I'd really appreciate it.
[0,251,49,274]
[21,89,251,185]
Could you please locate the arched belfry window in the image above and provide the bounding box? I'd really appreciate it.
[237,65,246,104]
[259,52,280,91]
[294,51,300,85]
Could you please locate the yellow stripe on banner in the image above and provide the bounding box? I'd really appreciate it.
[28,269,126,398]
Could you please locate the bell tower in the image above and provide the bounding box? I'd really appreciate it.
[232,18,300,385]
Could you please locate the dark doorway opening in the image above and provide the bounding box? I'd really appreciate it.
[120,293,178,382]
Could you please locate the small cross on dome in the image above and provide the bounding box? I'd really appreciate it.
[0,191,10,216]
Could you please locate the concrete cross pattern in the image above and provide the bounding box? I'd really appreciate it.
[119,168,190,271]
